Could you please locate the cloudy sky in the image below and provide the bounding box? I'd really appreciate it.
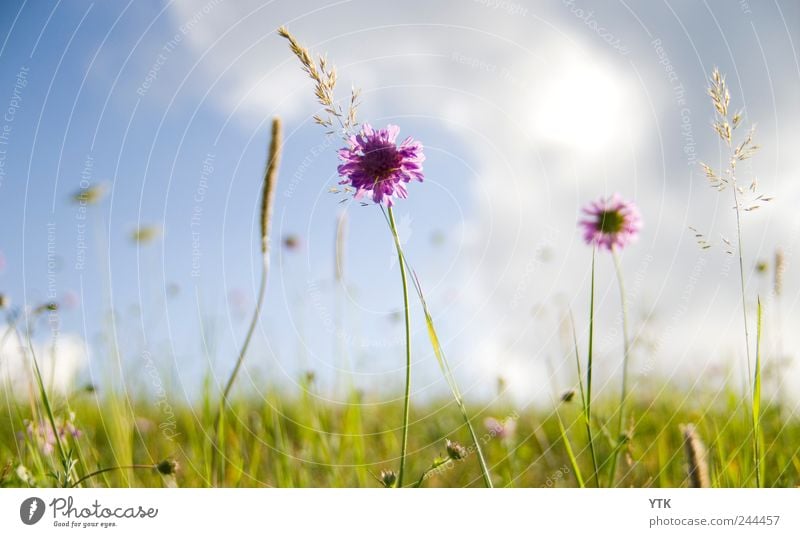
[0,0,798,411]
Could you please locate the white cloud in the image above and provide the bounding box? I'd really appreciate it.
[164,0,800,405]
[0,329,87,398]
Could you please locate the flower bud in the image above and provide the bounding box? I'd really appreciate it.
[379,469,396,488]
[445,439,467,461]
[156,459,179,476]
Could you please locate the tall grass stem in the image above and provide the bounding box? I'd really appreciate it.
[212,118,281,485]
[570,310,599,487]
[387,206,412,488]
[586,247,600,487]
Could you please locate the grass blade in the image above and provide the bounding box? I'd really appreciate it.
[752,297,763,487]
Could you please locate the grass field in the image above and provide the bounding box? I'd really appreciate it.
[1,379,797,488]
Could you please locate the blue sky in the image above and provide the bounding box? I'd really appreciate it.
[1,0,799,409]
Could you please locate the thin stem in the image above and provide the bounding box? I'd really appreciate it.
[211,251,268,484]
[608,248,631,486]
[413,456,452,488]
[554,405,585,488]
[71,464,155,488]
[381,207,493,488]
[219,266,268,406]
[731,158,759,487]
[30,345,67,469]
[387,206,412,488]
[586,247,600,487]
[25,306,71,483]
[731,178,753,382]
[752,298,763,487]
[461,404,493,487]
[211,118,281,485]
[570,310,599,487]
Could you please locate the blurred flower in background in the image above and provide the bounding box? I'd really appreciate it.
[579,194,642,251]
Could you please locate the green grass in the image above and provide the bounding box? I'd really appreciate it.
[1,382,797,488]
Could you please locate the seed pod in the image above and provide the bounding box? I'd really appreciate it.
[680,424,710,488]
[379,469,396,488]
[156,459,179,476]
[445,439,467,461]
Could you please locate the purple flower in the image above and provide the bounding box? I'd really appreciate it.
[579,194,642,251]
[24,415,82,456]
[484,416,517,440]
[337,123,424,206]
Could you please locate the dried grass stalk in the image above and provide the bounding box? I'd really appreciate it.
[277,26,359,134]
[261,118,281,255]
[335,211,347,282]
[774,248,785,297]
[212,118,282,484]
[681,423,710,488]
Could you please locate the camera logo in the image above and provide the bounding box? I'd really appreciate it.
[20,497,45,525]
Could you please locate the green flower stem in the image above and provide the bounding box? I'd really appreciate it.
[608,248,631,486]
[71,464,156,488]
[387,206,412,488]
[586,248,600,487]
[413,456,452,488]
[570,310,599,487]
[381,207,493,488]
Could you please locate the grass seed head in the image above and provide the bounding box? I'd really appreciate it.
[156,459,179,476]
[379,469,397,487]
[680,423,710,488]
[445,439,467,461]
[261,118,282,255]
[774,248,785,297]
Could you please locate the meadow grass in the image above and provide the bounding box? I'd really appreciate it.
[1,380,797,488]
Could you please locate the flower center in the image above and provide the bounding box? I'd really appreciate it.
[597,210,625,234]
[362,144,402,182]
